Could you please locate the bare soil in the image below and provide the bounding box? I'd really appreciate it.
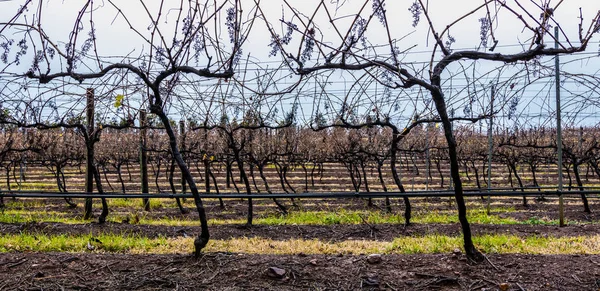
[3,196,600,242]
[2,197,600,290]
[9,195,600,223]
[1,252,599,290]
[1,221,600,242]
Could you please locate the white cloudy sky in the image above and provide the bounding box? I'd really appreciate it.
[0,0,599,128]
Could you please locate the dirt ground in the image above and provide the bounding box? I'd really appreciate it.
[1,252,599,290]
[8,195,600,222]
[1,218,600,290]
[2,197,600,290]
[4,196,599,242]
[2,220,600,243]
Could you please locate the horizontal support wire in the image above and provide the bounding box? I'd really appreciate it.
[1,188,600,199]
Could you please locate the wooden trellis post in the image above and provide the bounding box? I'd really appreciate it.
[486,85,495,215]
[555,27,565,226]
[140,109,150,211]
[180,120,187,196]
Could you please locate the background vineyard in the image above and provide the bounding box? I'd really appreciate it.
[2,125,599,195]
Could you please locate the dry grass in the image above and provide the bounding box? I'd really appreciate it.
[2,233,600,255]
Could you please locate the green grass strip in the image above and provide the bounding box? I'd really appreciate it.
[0,233,599,255]
[0,207,572,226]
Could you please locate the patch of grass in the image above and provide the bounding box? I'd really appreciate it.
[255,209,402,226]
[0,204,594,227]
[97,198,164,209]
[413,208,519,225]
[0,233,171,253]
[254,207,520,226]
[3,199,46,209]
[0,208,197,226]
[518,216,581,226]
[0,209,146,225]
[522,216,559,225]
[103,198,136,208]
[471,234,600,254]
[0,210,77,224]
[8,182,58,191]
[1,233,600,255]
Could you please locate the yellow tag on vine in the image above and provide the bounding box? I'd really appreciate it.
[114,94,125,108]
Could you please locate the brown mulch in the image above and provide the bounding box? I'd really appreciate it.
[0,252,599,290]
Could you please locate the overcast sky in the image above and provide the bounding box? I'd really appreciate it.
[1,0,599,128]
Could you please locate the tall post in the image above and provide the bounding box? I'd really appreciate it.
[449,114,454,191]
[425,124,431,191]
[579,126,583,152]
[555,26,565,226]
[448,118,454,207]
[18,128,26,192]
[411,152,416,191]
[18,160,24,191]
[140,109,150,211]
[84,88,95,219]
[180,120,187,195]
[486,85,495,215]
